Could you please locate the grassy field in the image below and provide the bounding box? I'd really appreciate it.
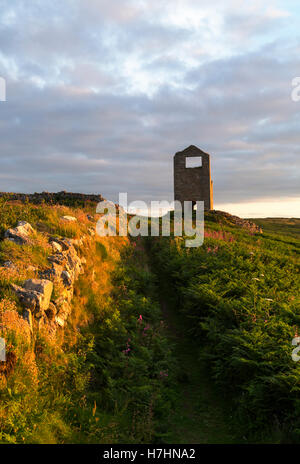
[0,198,299,443]
[251,218,300,240]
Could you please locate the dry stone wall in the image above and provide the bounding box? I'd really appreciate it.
[2,219,90,334]
[0,191,104,207]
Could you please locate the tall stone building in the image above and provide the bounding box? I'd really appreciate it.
[174,145,213,211]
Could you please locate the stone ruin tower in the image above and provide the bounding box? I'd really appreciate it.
[174,145,213,211]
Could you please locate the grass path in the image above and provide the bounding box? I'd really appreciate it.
[160,299,243,444]
[139,238,243,444]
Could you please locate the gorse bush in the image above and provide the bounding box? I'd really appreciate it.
[149,217,300,441]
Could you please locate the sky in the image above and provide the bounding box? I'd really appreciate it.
[0,0,299,218]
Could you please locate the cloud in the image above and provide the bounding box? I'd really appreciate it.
[0,0,299,216]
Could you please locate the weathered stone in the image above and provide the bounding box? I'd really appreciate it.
[16,221,34,234]
[51,241,63,253]
[61,270,72,287]
[23,279,53,311]
[61,215,77,222]
[66,249,82,276]
[49,237,72,251]
[47,253,66,266]
[4,221,35,245]
[3,260,15,269]
[5,232,29,245]
[23,279,53,298]
[39,262,63,281]
[174,145,213,211]
[10,231,84,329]
[55,298,71,319]
[55,316,65,327]
[11,284,41,311]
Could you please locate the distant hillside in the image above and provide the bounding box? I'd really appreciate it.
[251,218,300,239]
[0,191,104,208]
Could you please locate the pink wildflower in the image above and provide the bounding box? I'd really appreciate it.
[122,340,131,355]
